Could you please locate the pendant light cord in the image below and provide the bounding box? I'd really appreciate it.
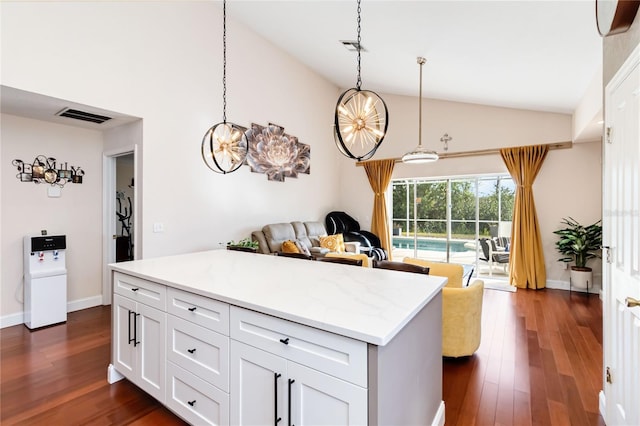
[356,0,362,90]
[222,0,228,123]
[418,57,425,148]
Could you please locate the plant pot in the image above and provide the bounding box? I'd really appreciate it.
[570,267,592,290]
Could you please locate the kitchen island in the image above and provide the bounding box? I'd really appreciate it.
[108,249,446,425]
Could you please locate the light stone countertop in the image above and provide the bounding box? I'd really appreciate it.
[109,250,446,346]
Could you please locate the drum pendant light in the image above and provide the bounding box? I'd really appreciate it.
[201,0,248,174]
[333,0,388,161]
[402,57,439,164]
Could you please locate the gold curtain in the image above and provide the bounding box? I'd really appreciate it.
[363,159,395,259]
[500,145,549,289]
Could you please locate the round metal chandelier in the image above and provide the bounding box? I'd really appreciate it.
[333,0,388,161]
[201,0,248,174]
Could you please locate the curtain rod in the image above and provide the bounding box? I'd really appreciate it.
[355,140,572,166]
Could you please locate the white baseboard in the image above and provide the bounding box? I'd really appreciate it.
[1,294,103,329]
[599,390,606,421]
[67,295,103,313]
[546,279,602,295]
[0,312,24,329]
[431,401,445,426]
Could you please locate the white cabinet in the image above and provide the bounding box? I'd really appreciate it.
[231,341,367,426]
[113,292,166,403]
[165,288,230,425]
[289,361,367,426]
[230,307,368,426]
[230,340,287,425]
[108,271,444,426]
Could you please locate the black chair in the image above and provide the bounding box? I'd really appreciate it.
[315,256,363,267]
[372,260,430,275]
[325,211,388,261]
[275,251,313,260]
[479,238,510,275]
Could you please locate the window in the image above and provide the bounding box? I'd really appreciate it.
[392,175,515,278]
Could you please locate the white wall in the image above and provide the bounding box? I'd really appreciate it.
[1,114,103,324]
[0,1,602,307]
[339,93,602,288]
[1,2,342,261]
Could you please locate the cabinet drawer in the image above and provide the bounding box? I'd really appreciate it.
[166,362,229,426]
[230,307,367,387]
[167,288,229,335]
[167,315,229,392]
[113,272,166,310]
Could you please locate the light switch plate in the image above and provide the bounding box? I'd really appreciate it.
[47,186,62,198]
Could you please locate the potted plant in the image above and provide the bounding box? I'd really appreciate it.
[553,217,602,289]
[226,237,259,252]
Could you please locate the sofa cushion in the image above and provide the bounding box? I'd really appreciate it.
[281,240,300,253]
[304,221,328,242]
[320,234,346,253]
[291,221,313,249]
[263,223,297,253]
[294,240,311,256]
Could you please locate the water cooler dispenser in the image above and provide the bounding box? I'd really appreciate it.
[24,235,67,329]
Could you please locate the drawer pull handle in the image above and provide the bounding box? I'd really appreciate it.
[188,306,197,312]
[288,379,295,426]
[279,338,290,345]
[274,372,282,425]
[187,400,196,407]
[187,348,196,354]
[131,288,139,292]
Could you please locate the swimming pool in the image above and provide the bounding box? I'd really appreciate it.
[392,237,471,252]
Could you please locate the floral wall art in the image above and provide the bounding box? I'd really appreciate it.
[244,123,310,182]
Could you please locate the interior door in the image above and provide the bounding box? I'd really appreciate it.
[603,43,640,426]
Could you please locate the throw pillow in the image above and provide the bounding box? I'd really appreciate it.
[294,240,311,256]
[319,234,345,253]
[281,240,300,254]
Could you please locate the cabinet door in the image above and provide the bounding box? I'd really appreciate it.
[230,340,287,426]
[137,302,166,403]
[112,294,136,380]
[288,362,367,426]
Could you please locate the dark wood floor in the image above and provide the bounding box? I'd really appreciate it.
[1,288,603,425]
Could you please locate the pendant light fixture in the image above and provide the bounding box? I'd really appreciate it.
[402,57,439,164]
[334,0,388,161]
[201,0,248,174]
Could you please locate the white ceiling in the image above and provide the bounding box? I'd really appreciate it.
[227,0,603,115]
[1,1,602,135]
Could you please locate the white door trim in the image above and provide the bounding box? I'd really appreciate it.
[102,145,138,305]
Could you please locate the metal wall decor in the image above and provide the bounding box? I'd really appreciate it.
[333,0,388,161]
[12,156,84,187]
[245,123,310,182]
[201,0,248,174]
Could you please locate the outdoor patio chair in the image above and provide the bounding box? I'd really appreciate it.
[479,238,510,276]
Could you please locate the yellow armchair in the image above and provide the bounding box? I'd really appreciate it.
[402,258,484,357]
[442,280,484,357]
[402,258,463,288]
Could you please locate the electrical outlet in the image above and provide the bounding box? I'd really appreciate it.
[153,222,164,233]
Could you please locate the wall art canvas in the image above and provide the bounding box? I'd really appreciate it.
[244,123,310,182]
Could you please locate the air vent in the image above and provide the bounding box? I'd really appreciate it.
[340,40,367,52]
[56,108,112,124]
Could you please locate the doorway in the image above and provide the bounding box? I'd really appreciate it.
[102,146,139,305]
[115,154,134,262]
